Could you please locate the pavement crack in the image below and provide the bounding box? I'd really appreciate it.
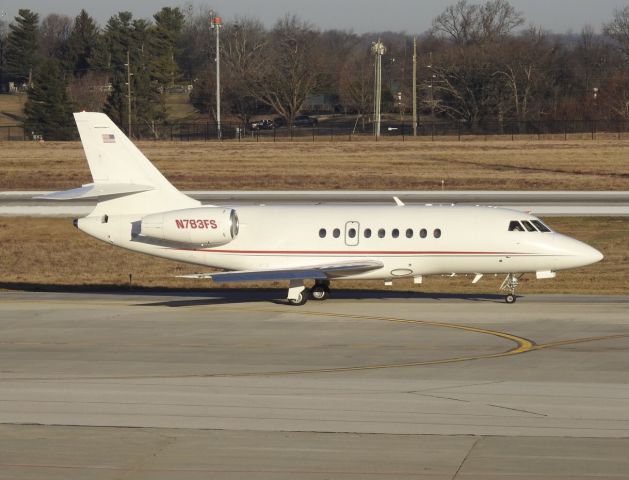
[407,392,471,403]
[452,436,481,480]
[487,403,547,417]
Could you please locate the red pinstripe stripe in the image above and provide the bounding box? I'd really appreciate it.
[176,249,531,255]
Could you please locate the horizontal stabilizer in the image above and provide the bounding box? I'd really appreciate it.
[180,260,384,283]
[34,183,154,201]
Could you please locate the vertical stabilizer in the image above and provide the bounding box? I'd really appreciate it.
[75,112,174,190]
[74,112,199,214]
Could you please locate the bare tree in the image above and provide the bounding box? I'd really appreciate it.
[430,45,501,128]
[222,16,267,124]
[600,72,629,120]
[339,43,373,129]
[493,29,554,126]
[68,70,109,111]
[604,6,629,59]
[432,0,523,45]
[248,15,322,126]
[39,13,72,60]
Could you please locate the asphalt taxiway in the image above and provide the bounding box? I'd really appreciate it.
[1,291,628,479]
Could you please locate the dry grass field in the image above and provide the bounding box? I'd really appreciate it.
[0,138,628,191]
[1,217,626,295]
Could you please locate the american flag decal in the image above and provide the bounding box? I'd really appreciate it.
[102,133,116,143]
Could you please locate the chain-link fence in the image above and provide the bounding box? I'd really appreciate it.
[2,119,627,142]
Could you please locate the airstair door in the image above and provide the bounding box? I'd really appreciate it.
[345,221,360,246]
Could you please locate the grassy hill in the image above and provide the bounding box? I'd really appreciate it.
[0,93,26,126]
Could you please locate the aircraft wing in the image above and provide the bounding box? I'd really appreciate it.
[180,260,384,283]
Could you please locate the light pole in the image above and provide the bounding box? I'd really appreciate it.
[210,14,222,140]
[371,40,386,138]
[412,37,417,136]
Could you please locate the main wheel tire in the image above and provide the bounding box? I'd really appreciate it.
[288,288,309,306]
[505,294,516,304]
[310,285,330,301]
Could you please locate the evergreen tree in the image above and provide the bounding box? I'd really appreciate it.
[150,7,184,87]
[0,19,7,90]
[24,58,75,140]
[100,12,164,137]
[101,12,134,130]
[5,9,40,86]
[67,9,100,76]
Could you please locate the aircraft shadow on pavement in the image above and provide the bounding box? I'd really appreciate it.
[136,289,507,307]
[0,282,507,306]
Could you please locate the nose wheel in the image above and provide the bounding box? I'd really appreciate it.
[500,273,522,304]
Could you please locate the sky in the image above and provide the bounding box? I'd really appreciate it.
[1,0,626,34]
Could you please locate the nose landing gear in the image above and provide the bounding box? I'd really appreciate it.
[500,273,522,304]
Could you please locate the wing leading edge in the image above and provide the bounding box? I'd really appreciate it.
[180,260,384,283]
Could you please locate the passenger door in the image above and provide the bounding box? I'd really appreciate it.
[345,221,360,246]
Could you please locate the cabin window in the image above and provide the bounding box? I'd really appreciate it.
[521,220,537,232]
[392,228,400,238]
[406,228,413,238]
[333,228,341,238]
[319,228,326,238]
[364,228,372,238]
[532,220,551,232]
[419,228,427,238]
[348,228,357,238]
[378,228,386,238]
[509,220,525,232]
[434,228,442,238]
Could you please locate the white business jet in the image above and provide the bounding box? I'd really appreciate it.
[41,112,603,305]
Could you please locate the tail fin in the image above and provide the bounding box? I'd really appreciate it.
[74,112,175,191]
[71,112,199,214]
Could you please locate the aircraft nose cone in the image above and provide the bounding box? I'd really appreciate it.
[573,240,603,267]
[553,235,603,269]
[587,246,604,264]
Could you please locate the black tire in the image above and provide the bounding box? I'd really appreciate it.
[288,288,309,306]
[505,294,516,304]
[310,285,330,301]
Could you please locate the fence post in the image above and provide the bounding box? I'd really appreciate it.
[592,120,595,140]
[330,126,334,142]
[431,122,434,141]
[312,126,315,142]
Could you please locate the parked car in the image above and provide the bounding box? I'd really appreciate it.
[293,115,318,127]
[248,119,275,131]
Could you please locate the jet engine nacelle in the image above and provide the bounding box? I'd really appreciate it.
[140,207,239,246]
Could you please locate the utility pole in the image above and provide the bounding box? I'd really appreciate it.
[125,49,132,138]
[412,37,417,137]
[371,40,386,138]
[210,14,222,140]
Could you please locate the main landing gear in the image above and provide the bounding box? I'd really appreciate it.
[500,273,522,304]
[310,280,330,301]
[286,280,330,305]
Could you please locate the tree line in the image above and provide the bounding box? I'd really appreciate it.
[1,0,629,139]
